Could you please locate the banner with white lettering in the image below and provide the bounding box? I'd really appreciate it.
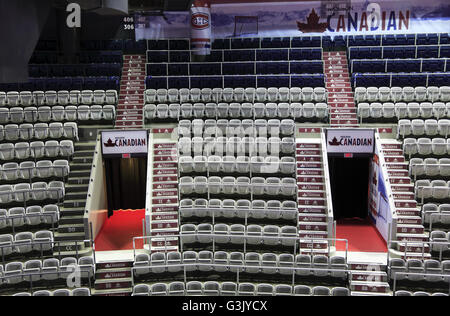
[326,128,375,154]
[101,130,148,156]
[135,0,450,40]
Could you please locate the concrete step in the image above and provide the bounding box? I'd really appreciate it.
[69,170,91,178]
[94,277,133,290]
[349,281,390,293]
[58,223,85,234]
[68,177,90,185]
[65,184,89,193]
[59,215,84,225]
[92,288,132,296]
[60,207,85,217]
[54,232,86,241]
[64,199,86,209]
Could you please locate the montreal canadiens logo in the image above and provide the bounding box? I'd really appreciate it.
[191,13,209,29]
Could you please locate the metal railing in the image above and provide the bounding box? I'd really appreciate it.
[0,238,95,266]
[391,271,450,296]
[133,234,348,262]
[130,263,351,289]
[388,239,450,262]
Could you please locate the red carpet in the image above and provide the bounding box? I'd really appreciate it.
[335,218,387,252]
[95,209,145,251]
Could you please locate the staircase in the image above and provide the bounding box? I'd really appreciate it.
[296,138,331,255]
[380,139,431,260]
[323,51,358,128]
[53,140,95,257]
[92,260,133,296]
[148,128,180,253]
[115,55,145,129]
[348,262,391,296]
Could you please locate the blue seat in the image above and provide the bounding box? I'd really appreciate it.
[71,77,84,90]
[440,45,450,58]
[383,47,395,59]
[57,78,72,91]
[370,47,382,59]
[166,64,186,76]
[169,40,189,50]
[146,77,167,89]
[212,39,229,50]
[358,47,371,59]
[170,51,190,63]
[205,51,223,62]
[148,40,168,50]
[243,76,256,88]
[168,77,189,89]
[417,46,439,58]
[439,34,450,45]
[383,35,396,45]
[422,59,445,72]
[147,64,167,76]
[403,47,416,58]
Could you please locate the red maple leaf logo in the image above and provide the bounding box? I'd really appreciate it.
[297,9,328,33]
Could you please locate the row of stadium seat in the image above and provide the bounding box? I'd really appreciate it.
[351,58,450,74]
[178,137,296,156]
[0,90,118,106]
[422,204,450,225]
[178,119,296,138]
[0,141,74,161]
[180,224,297,246]
[389,258,450,282]
[179,156,296,175]
[29,63,122,78]
[0,181,65,204]
[133,251,345,277]
[0,256,94,284]
[145,87,327,103]
[0,123,78,142]
[0,205,59,229]
[395,291,448,296]
[0,77,120,93]
[13,288,91,296]
[180,199,297,220]
[146,75,326,90]
[398,119,450,137]
[359,103,450,122]
[147,33,449,51]
[31,50,123,65]
[429,231,450,251]
[410,159,450,179]
[415,179,450,200]
[179,176,297,196]
[133,282,348,296]
[355,86,450,103]
[146,61,324,76]
[0,231,53,255]
[0,106,115,124]
[352,73,450,88]
[145,103,328,121]
[0,160,69,181]
[348,34,450,47]
[147,48,323,63]
[403,138,450,157]
[348,45,450,60]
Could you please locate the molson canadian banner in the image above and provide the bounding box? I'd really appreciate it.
[326,128,375,154]
[134,0,450,40]
[190,0,211,55]
[101,130,148,156]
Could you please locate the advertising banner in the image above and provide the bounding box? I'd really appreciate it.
[326,128,375,154]
[191,0,212,55]
[135,0,450,40]
[101,130,148,156]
